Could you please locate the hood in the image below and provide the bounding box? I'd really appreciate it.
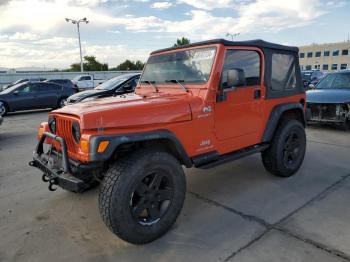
[53,92,193,130]
[306,89,350,104]
[67,89,105,103]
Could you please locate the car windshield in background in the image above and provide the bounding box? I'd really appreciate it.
[316,73,350,89]
[0,83,23,94]
[72,76,83,81]
[141,47,216,84]
[95,75,129,90]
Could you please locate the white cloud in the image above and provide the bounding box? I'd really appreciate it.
[0,34,151,68]
[325,1,347,8]
[0,0,328,68]
[151,1,173,9]
[177,0,234,10]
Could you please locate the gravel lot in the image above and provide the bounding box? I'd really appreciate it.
[0,111,350,262]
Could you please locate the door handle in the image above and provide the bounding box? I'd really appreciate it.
[254,89,261,99]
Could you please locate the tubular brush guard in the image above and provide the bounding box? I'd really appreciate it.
[29,132,89,193]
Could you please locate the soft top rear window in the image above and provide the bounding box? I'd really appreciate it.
[271,53,296,91]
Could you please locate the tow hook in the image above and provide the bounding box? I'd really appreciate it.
[41,173,58,191]
[42,174,50,182]
[48,178,58,191]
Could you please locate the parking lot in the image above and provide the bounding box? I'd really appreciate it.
[0,111,349,262]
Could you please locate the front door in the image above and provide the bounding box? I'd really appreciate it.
[10,83,39,111]
[214,48,264,144]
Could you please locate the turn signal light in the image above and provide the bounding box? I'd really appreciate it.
[98,141,110,153]
[37,127,44,140]
[80,140,89,154]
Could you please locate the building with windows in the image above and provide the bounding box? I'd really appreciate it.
[299,41,350,71]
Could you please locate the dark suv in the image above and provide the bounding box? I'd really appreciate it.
[0,81,74,116]
[45,79,78,93]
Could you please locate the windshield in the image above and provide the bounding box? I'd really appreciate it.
[316,73,350,89]
[95,75,130,90]
[0,83,24,94]
[72,76,83,81]
[141,47,216,84]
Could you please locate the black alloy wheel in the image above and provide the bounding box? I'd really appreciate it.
[130,171,174,226]
[282,131,302,168]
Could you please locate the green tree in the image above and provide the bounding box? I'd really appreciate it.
[70,56,108,72]
[110,60,145,71]
[173,37,190,47]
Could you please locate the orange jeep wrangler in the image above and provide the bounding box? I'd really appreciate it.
[30,39,306,244]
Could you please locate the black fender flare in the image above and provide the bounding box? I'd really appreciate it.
[262,102,305,143]
[89,129,192,168]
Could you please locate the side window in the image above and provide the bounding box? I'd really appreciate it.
[271,53,297,91]
[17,84,34,93]
[221,50,260,88]
[47,84,60,91]
[123,78,138,91]
[79,76,90,81]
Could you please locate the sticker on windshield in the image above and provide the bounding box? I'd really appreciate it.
[191,49,215,61]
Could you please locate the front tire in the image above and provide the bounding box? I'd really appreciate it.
[0,102,8,116]
[57,97,67,108]
[99,149,186,244]
[262,120,306,177]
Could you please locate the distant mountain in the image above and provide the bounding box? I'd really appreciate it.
[0,67,9,72]
[0,67,55,72]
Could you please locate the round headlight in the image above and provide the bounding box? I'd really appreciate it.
[72,122,81,143]
[48,116,56,133]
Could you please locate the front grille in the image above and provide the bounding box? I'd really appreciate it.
[56,118,77,154]
[309,103,337,120]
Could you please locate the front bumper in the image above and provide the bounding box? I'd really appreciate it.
[306,103,349,123]
[29,132,100,193]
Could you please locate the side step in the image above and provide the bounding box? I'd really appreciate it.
[193,143,270,169]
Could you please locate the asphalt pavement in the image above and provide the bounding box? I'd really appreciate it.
[0,111,349,262]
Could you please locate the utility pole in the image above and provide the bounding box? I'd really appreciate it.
[65,17,89,72]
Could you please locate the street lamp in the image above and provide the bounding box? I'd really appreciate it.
[65,17,89,72]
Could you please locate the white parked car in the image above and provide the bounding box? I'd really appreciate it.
[71,75,106,91]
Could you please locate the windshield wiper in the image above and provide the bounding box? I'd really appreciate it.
[141,80,159,92]
[165,80,189,92]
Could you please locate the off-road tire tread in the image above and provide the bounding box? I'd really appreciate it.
[262,119,306,177]
[99,149,186,244]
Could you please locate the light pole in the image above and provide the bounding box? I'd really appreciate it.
[65,17,89,72]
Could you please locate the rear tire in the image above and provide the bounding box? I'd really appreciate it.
[99,149,186,244]
[262,120,306,177]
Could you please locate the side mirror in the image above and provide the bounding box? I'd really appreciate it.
[308,84,315,89]
[226,69,246,90]
[13,90,19,95]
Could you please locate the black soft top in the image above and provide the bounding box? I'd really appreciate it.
[151,39,299,55]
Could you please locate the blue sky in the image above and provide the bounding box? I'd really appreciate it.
[0,0,349,69]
